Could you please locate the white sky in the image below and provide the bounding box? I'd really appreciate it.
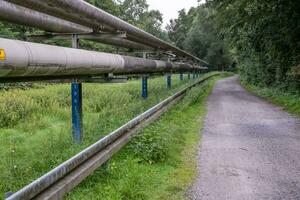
[147,0,205,28]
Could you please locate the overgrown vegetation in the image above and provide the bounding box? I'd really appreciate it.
[65,74,229,200]
[0,73,216,197]
[241,80,300,116]
[167,6,232,71]
[207,0,300,92]
[168,1,299,93]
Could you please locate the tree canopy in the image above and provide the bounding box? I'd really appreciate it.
[167,0,299,91]
[207,0,300,91]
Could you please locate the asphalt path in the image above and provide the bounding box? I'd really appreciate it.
[188,76,300,200]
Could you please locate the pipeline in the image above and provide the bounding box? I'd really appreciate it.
[0,0,91,33]
[0,38,205,82]
[5,0,207,64]
[0,0,153,50]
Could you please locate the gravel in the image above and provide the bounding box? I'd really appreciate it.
[187,76,300,200]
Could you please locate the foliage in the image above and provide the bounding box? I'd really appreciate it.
[166,5,233,70]
[128,81,210,164]
[166,0,299,91]
[119,0,168,39]
[242,80,300,116]
[0,74,202,195]
[207,0,300,92]
[166,8,197,49]
[66,74,224,200]
[183,6,232,70]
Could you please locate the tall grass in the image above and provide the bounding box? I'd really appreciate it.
[65,74,228,200]
[0,74,212,196]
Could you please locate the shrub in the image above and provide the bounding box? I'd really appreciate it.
[0,93,35,127]
[129,126,170,164]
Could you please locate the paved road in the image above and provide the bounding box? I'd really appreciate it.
[188,76,300,200]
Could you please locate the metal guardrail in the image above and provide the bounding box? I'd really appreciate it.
[6,73,220,200]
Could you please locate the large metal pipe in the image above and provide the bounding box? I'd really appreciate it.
[0,38,204,81]
[5,0,208,64]
[0,0,92,33]
[27,33,154,50]
[0,0,154,50]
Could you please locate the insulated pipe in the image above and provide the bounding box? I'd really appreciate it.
[0,0,92,33]
[28,34,154,50]
[5,0,208,64]
[92,38,153,50]
[0,38,204,81]
[0,0,154,49]
[4,0,117,32]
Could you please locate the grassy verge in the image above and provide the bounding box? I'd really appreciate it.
[241,81,300,116]
[0,73,220,197]
[65,74,231,200]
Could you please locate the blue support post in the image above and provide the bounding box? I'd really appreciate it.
[167,74,172,89]
[142,76,148,99]
[71,34,83,143]
[72,82,82,143]
[180,73,183,81]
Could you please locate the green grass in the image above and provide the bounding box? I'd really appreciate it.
[0,73,209,196]
[241,80,300,116]
[0,72,228,199]
[65,74,231,200]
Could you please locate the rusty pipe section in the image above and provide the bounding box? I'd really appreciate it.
[0,0,92,33]
[5,0,208,64]
[0,38,204,81]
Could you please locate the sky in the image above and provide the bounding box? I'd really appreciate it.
[147,0,205,28]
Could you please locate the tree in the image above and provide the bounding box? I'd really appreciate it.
[183,6,232,70]
[119,0,168,39]
[166,8,197,49]
[208,0,300,91]
[119,0,149,25]
[167,5,232,70]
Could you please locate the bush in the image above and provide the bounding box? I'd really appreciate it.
[129,126,169,164]
[0,93,35,127]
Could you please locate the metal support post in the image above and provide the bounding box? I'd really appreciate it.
[71,34,83,143]
[180,73,183,81]
[72,82,82,143]
[141,52,148,99]
[142,76,148,99]
[167,74,172,89]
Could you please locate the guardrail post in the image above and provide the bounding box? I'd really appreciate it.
[167,74,172,89]
[180,73,183,81]
[142,76,148,99]
[71,34,83,143]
